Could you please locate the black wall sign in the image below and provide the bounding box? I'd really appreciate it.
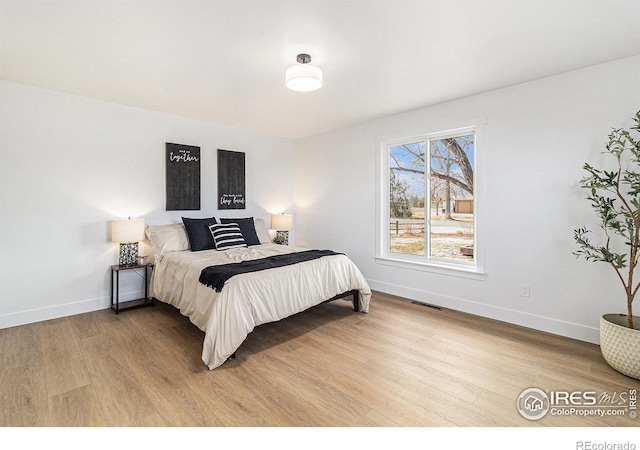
[166,142,201,211]
[217,149,245,210]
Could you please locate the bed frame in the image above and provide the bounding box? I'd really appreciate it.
[325,289,360,312]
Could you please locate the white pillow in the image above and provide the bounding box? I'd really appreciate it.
[254,218,271,244]
[145,223,190,261]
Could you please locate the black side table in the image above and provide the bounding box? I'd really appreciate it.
[110,264,154,314]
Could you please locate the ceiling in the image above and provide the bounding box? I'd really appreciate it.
[1,1,639,140]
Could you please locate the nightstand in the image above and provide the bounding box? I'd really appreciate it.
[110,264,154,314]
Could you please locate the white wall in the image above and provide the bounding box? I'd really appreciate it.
[294,56,640,344]
[0,81,295,328]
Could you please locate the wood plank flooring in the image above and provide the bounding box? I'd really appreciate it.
[1,291,638,427]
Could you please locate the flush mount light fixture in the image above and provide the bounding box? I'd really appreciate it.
[285,53,323,92]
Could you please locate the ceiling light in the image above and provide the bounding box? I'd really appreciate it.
[285,54,323,92]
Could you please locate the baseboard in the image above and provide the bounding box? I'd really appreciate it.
[0,289,145,330]
[367,279,600,345]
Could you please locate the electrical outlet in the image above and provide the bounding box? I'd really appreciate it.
[520,283,530,298]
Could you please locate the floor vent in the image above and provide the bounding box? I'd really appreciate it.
[411,301,443,311]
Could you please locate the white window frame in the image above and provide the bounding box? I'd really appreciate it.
[375,120,486,280]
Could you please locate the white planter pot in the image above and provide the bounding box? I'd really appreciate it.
[600,314,640,380]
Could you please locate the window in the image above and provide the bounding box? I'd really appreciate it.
[378,126,479,273]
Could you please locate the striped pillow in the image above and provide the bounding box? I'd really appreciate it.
[209,223,247,250]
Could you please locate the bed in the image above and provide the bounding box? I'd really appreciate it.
[146,217,371,370]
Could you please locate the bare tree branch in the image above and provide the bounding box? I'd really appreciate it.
[442,138,474,194]
[390,166,471,193]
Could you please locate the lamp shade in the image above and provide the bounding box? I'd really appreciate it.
[285,54,322,92]
[111,218,145,242]
[271,214,292,231]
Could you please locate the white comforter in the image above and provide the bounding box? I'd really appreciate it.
[150,243,371,369]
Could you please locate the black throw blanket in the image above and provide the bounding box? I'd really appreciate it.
[199,249,342,292]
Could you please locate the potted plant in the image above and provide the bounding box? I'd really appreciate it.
[574,110,640,380]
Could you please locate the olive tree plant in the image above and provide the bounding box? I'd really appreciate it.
[574,111,640,330]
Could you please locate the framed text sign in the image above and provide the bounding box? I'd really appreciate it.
[166,142,201,211]
[217,149,245,210]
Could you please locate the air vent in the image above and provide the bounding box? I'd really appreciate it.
[411,301,443,311]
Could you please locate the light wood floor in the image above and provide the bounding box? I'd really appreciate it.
[0,291,638,427]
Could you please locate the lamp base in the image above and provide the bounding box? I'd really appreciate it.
[119,242,139,266]
[275,231,289,246]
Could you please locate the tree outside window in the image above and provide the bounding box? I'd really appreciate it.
[388,131,475,265]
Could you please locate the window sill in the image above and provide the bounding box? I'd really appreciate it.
[374,256,486,281]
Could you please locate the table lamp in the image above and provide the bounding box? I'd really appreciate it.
[271,213,292,245]
[111,217,145,266]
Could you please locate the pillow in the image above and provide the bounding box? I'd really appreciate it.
[145,223,190,261]
[219,217,261,246]
[182,217,218,251]
[254,218,271,244]
[209,223,248,250]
